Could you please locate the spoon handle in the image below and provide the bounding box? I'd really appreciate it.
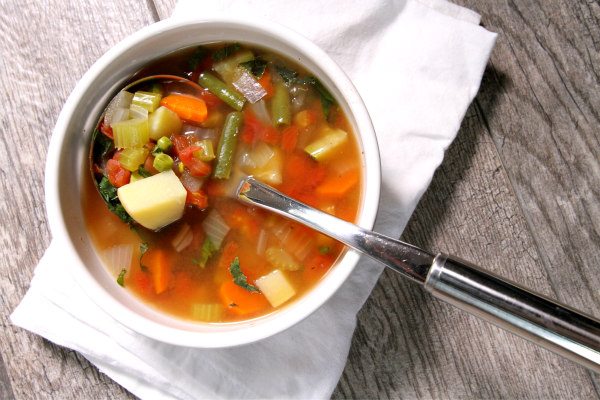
[237,177,600,373]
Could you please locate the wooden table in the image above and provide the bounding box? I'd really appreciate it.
[1,1,599,398]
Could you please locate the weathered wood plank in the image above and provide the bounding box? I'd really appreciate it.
[0,0,156,398]
[333,102,599,399]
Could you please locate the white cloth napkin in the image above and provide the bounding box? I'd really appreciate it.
[11,1,496,398]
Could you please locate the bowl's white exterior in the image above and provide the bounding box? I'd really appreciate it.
[46,17,381,348]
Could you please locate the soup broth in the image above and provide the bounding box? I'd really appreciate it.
[84,43,362,322]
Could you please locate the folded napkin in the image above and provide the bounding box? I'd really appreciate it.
[11,1,496,398]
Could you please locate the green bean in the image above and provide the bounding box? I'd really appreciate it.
[197,72,245,111]
[271,81,291,126]
[213,111,243,179]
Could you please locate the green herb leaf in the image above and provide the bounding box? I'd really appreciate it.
[193,237,217,268]
[188,46,209,71]
[98,177,134,224]
[117,268,126,287]
[139,242,149,271]
[319,246,331,255]
[275,65,298,84]
[310,77,335,119]
[239,58,268,78]
[137,165,152,178]
[213,43,241,62]
[92,128,114,162]
[229,257,259,292]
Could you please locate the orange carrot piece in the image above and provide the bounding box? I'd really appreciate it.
[145,249,171,294]
[219,280,269,315]
[316,169,360,197]
[218,241,239,270]
[160,94,208,123]
[258,70,274,99]
[281,125,299,153]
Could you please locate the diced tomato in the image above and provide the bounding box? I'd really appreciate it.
[240,109,279,145]
[186,189,209,209]
[106,159,130,187]
[179,146,212,177]
[99,121,113,139]
[173,135,212,177]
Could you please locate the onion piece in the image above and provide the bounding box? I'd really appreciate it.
[101,244,134,277]
[179,170,204,193]
[270,221,314,261]
[240,142,275,171]
[202,210,230,249]
[256,229,268,256]
[171,223,193,252]
[248,99,271,125]
[104,91,133,126]
[233,69,267,103]
[182,124,218,141]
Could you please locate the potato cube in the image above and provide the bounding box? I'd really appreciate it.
[117,170,186,230]
[255,269,296,308]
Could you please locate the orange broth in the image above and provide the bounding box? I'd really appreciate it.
[83,43,362,322]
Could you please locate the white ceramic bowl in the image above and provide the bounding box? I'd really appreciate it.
[46,17,381,347]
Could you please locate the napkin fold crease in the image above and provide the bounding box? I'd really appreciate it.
[11,1,496,398]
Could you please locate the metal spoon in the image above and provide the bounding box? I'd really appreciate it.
[236,176,600,373]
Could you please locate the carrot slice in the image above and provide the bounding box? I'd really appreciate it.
[160,94,208,123]
[258,70,274,99]
[281,125,299,153]
[145,249,171,294]
[316,169,359,197]
[219,280,269,315]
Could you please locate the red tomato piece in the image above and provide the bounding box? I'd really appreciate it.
[186,189,208,209]
[106,159,130,187]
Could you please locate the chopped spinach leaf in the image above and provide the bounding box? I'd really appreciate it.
[98,176,134,224]
[274,67,336,118]
[117,268,126,287]
[275,65,299,84]
[193,237,217,268]
[137,165,152,178]
[213,43,241,62]
[139,242,149,271]
[239,58,268,78]
[229,257,259,292]
[92,128,114,162]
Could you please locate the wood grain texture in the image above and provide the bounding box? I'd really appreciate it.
[1,0,599,399]
[0,0,154,398]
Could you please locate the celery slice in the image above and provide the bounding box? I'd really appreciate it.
[213,50,254,83]
[191,303,224,322]
[112,118,150,148]
[271,82,291,126]
[265,247,301,271]
[192,139,215,162]
[304,128,348,161]
[119,147,150,171]
[132,91,163,112]
[148,106,182,141]
[129,104,148,120]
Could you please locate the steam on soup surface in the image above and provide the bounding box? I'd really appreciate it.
[84,43,362,322]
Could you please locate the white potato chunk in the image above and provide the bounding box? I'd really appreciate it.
[255,269,296,308]
[117,170,186,230]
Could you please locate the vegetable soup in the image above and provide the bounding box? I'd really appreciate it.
[84,43,363,322]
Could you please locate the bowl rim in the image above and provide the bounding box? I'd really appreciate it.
[45,16,381,347]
